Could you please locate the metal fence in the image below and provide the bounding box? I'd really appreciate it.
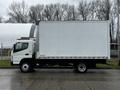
[0,43,11,60]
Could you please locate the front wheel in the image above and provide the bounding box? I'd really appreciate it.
[76,63,87,73]
[20,62,33,73]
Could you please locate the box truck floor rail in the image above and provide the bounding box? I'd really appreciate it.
[11,21,110,73]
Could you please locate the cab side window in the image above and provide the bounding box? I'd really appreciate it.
[14,42,28,52]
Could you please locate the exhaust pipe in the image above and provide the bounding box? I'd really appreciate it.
[29,20,40,38]
[29,24,36,38]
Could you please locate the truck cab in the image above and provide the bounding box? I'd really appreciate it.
[11,38,35,65]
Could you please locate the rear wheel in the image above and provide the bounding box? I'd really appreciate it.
[20,62,33,73]
[75,63,87,73]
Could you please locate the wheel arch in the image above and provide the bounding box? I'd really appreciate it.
[19,58,33,66]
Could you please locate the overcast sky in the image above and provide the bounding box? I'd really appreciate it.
[0,0,81,19]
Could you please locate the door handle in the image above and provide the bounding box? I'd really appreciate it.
[25,53,29,55]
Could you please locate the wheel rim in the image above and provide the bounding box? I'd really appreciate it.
[21,63,29,72]
[78,63,86,72]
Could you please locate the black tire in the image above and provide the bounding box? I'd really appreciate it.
[20,62,33,73]
[76,63,87,73]
[73,64,78,72]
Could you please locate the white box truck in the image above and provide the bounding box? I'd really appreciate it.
[11,21,110,73]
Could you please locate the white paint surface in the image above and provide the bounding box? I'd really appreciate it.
[38,21,110,59]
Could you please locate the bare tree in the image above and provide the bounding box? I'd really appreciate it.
[67,5,77,21]
[29,3,70,21]
[29,4,44,22]
[77,0,90,21]
[116,0,120,65]
[60,4,69,20]
[42,4,55,21]
[53,4,65,21]
[8,1,29,23]
[110,17,115,43]
[95,0,111,20]
[88,1,96,20]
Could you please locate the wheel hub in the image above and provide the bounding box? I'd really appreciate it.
[22,63,29,72]
[78,63,86,72]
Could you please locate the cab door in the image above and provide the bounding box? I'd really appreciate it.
[12,42,32,64]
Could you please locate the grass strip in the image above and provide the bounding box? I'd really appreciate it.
[0,60,11,67]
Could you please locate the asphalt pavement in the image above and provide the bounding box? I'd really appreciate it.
[0,69,120,90]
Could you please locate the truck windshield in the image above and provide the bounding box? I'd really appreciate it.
[13,42,28,52]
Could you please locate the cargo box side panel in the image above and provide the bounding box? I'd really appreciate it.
[37,21,110,59]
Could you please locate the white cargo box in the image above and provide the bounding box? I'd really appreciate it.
[36,21,110,59]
